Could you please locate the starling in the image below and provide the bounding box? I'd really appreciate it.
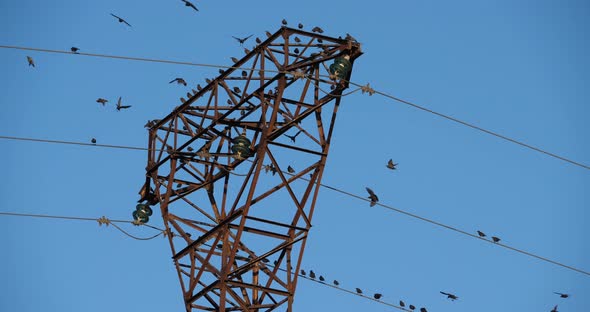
[115,96,131,111]
[293,48,300,54]
[71,47,80,53]
[319,275,325,282]
[197,84,202,90]
[355,288,363,294]
[96,98,108,106]
[265,31,272,37]
[281,19,287,25]
[317,38,323,43]
[551,305,558,312]
[187,146,194,151]
[169,77,187,86]
[110,13,132,27]
[366,187,379,207]
[477,230,486,238]
[420,308,428,312]
[241,70,247,78]
[285,130,301,143]
[26,56,35,67]
[205,78,212,83]
[181,0,199,12]
[492,236,501,243]
[399,300,405,307]
[294,36,301,43]
[300,270,306,276]
[218,69,224,74]
[187,92,192,98]
[287,165,295,173]
[298,23,303,29]
[386,159,397,170]
[440,291,459,301]
[232,35,253,46]
[311,26,324,33]
[231,57,239,63]
[255,37,261,44]
[554,292,569,298]
[373,293,382,300]
[244,48,250,54]
[233,86,241,93]
[227,99,232,105]
[333,280,339,286]
[91,138,97,144]
[180,97,186,103]
[309,270,316,279]
[409,305,415,310]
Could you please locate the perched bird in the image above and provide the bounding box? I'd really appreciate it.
[298,23,303,29]
[233,86,241,93]
[420,308,428,312]
[255,37,261,44]
[244,48,250,54]
[281,19,287,25]
[440,291,459,301]
[231,57,239,63]
[319,275,325,282]
[355,288,363,294]
[366,187,379,207]
[26,56,35,67]
[293,48,300,54]
[373,293,382,300]
[169,77,187,86]
[287,166,295,173]
[187,146,194,151]
[294,37,301,43]
[96,98,108,106]
[218,69,224,74]
[110,13,132,27]
[386,159,397,170]
[317,38,323,43]
[265,31,272,37]
[232,35,253,46]
[300,270,306,276]
[333,280,339,286]
[180,97,186,103]
[312,26,324,33]
[181,0,199,12]
[554,292,569,298]
[115,97,131,111]
[71,47,80,53]
[241,70,247,78]
[399,300,405,308]
[309,270,316,279]
[551,305,558,312]
[477,230,486,238]
[409,305,416,311]
[285,130,301,143]
[216,244,222,249]
[492,236,501,243]
[91,138,97,144]
[197,84,202,91]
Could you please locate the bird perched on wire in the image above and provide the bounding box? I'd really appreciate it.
[96,98,108,106]
[169,77,187,86]
[366,187,379,207]
[91,138,97,144]
[386,159,397,170]
[551,305,558,312]
[399,300,405,308]
[285,130,301,143]
[333,280,339,286]
[300,270,306,276]
[71,47,80,53]
[116,97,131,111]
[373,293,382,300]
[281,19,288,25]
[298,23,303,29]
[420,308,428,312]
[232,35,253,46]
[409,304,416,310]
[477,230,486,238]
[319,275,325,282]
[554,292,569,298]
[355,288,363,294]
[180,0,199,11]
[492,236,501,243]
[287,166,295,173]
[110,13,132,27]
[440,291,459,301]
[309,270,316,279]
[26,56,35,67]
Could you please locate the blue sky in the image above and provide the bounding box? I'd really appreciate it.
[1,1,588,311]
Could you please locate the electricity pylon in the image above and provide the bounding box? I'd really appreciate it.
[139,26,362,311]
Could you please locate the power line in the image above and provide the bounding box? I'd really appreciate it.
[1,135,587,277]
[2,44,588,171]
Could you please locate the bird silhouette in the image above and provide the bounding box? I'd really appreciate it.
[420,308,428,312]
[440,291,459,300]
[116,97,131,111]
[477,230,486,238]
[197,84,202,91]
[26,56,35,67]
[399,300,405,307]
[71,47,80,53]
[232,35,253,46]
[551,305,558,312]
[366,187,379,207]
[554,292,569,298]
[169,77,187,86]
[91,138,97,144]
[409,304,416,310]
[231,57,239,63]
[181,0,199,11]
[281,19,287,25]
[386,159,397,170]
[333,280,339,286]
[492,236,501,243]
[285,130,301,143]
[294,37,301,43]
[300,270,306,276]
[287,166,295,173]
[96,98,108,106]
[241,70,247,78]
[110,13,132,27]
[255,37,261,44]
[373,293,382,300]
[319,275,325,282]
[355,288,363,294]
[309,270,316,279]
[312,26,324,33]
[265,31,272,37]
[293,48,300,54]
[298,23,303,29]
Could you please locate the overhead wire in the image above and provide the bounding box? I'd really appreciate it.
[1,44,587,171]
[0,135,587,277]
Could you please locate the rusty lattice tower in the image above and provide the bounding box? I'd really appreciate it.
[139,26,362,311]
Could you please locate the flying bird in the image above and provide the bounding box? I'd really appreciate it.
[116,97,131,111]
[287,166,295,173]
[333,280,339,286]
[366,187,379,207]
[551,305,558,312]
[309,270,316,279]
[285,130,301,143]
[355,288,363,294]
[386,159,397,170]
[232,35,253,46]
[492,236,501,243]
[169,77,187,86]
[373,293,382,300]
[71,47,80,53]
[554,292,569,298]
[110,13,132,27]
[26,56,35,67]
[440,291,459,301]
[181,0,199,11]
[96,98,108,106]
[477,230,486,238]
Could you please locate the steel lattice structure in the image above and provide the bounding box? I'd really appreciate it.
[140,26,362,311]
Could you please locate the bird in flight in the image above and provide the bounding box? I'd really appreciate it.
[232,35,253,46]
[96,98,108,106]
[110,13,132,27]
[554,292,569,298]
[285,130,301,143]
[551,305,558,312]
[169,77,187,86]
[492,236,501,243]
[26,56,35,67]
[366,187,379,207]
[386,159,397,170]
[116,97,131,111]
[71,47,80,53]
[440,291,459,301]
[181,0,199,11]
[477,230,486,238]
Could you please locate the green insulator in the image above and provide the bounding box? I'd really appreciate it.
[135,204,153,216]
[231,135,251,157]
[329,57,351,79]
[133,210,150,223]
